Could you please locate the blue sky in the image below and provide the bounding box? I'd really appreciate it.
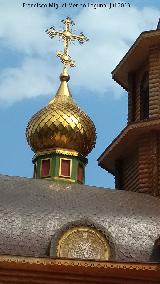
[0,0,159,188]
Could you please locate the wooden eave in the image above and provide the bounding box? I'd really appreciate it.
[112,30,160,91]
[0,255,160,283]
[98,119,160,174]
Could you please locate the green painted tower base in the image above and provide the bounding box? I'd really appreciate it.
[32,149,87,184]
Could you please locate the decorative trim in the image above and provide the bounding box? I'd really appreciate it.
[0,255,158,272]
[32,148,88,164]
[35,148,79,157]
[53,176,76,183]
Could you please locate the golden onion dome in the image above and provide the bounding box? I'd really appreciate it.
[26,73,96,157]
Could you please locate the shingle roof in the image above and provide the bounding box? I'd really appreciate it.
[0,174,159,262]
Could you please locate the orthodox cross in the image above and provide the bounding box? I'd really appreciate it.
[46,17,88,73]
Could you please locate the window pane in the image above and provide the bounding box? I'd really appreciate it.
[41,159,50,177]
[61,159,71,177]
[140,72,149,120]
[77,164,83,182]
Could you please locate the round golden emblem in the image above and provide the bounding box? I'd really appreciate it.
[57,227,110,261]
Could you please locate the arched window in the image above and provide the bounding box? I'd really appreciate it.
[56,226,110,261]
[140,72,149,120]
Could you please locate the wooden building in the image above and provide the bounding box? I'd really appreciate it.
[98,23,160,196]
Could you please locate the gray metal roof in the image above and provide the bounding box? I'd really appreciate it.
[0,174,160,262]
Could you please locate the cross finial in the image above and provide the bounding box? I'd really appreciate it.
[46,17,89,75]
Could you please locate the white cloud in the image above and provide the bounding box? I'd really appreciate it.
[0,58,55,104]
[0,0,58,55]
[0,0,159,103]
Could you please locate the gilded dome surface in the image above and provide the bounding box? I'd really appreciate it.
[26,74,96,157]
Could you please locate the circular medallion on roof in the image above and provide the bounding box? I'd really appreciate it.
[56,227,110,260]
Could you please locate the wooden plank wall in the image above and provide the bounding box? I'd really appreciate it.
[150,131,159,196]
[158,135,160,196]
[120,133,160,195]
[149,46,160,119]
[138,134,152,194]
[122,150,139,192]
